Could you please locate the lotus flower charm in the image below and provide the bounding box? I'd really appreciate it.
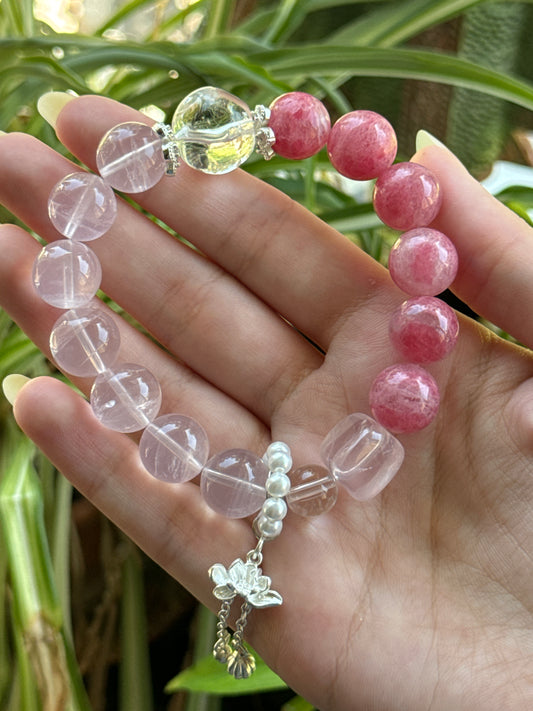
[209,558,283,608]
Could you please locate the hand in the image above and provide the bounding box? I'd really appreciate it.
[0,96,532,710]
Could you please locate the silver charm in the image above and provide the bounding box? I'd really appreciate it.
[252,104,275,160]
[153,122,181,175]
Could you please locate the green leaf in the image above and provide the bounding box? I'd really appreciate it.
[165,649,287,696]
[254,45,533,111]
[328,0,486,47]
[281,695,316,711]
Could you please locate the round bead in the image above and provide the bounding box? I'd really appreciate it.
[49,305,121,377]
[261,497,287,521]
[48,172,117,242]
[389,296,459,363]
[268,92,331,160]
[172,86,255,174]
[388,228,458,296]
[287,464,338,517]
[90,363,162,433]
[373,162,442,231]
[265,441,291,458]
[327,110,397,180]
[369,364,440,433]
[320,414,404,501]
[139,414,209,483]
[32,239,102,309]
[266,450,292,474]
[96,122,166,192]
[265,471,291,498]
[200,449,269,518]
[254,516,283,540]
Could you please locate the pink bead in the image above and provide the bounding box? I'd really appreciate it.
[369,364,440,433]
[201,449,268,518]
[390,297,459,363]
[327,110,397,180]
[50,305,121,377]
[268,92,331,160]
[373,162,442,231]
[389,228,458,296]
[90,363,161,433]
[48,172,117,242]
[321,413,404,500]
[140,414,209,483]
[96,122,166,193]
[32,239,102,309]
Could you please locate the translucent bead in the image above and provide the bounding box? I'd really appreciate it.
[96,122,166,192]
[327,110,397,180]
[287,464,338,516]
[265,471,291,498]
[369,364,440,434]
[268,92,331,160]
[389,228,458,296]
[49,305,120,377]
[261,497,287,521]
[32,239,102,308]
[139,414,209,483]
[48,172,117,242]
[321,414,404,501]
[201,449,268,518]
[373,162,442,231]
[90,363,161,433]
[390,296,459,363]
[171,86,255,174]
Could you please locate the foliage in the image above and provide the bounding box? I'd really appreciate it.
[0,1,532,710]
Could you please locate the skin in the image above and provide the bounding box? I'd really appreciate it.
[0,96,532,710]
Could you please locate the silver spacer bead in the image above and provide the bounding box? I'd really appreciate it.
[153,122,181,176]
[251,104,271,129]
[254,127,275,161]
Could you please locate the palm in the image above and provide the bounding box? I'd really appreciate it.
[0,97,532,710]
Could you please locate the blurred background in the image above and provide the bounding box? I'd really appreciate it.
[1,2,533,710]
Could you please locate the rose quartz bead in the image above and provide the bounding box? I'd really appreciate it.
[373,163,442,231]
[48,172,117,242]
[321,413,404,501]
[90,363,161,433]
[50,305,121,377]
[287,464,338,516]
[200,449,269,518]
[140,414,209,483]
[390,296,459,363]
[369,364,440,433]
[268,92,331,160]
[389,228,458,296]
[32,239,102,308]
[96,122,166,193]
[327,110,397,180]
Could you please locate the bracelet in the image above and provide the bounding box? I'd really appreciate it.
[31,86,458,678]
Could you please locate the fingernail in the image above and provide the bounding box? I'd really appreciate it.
[416,130,448,152]
[37,91,77,129]
[0,130,6,136]
[2,374,31,405]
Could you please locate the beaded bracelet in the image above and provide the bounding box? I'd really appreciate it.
[31,86,458,678]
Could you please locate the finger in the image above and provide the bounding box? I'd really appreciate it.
[55,95,390,349]
[0,133,322,423]
[12,376,251,608]
[413,144,533,349]
[0,224,266,451]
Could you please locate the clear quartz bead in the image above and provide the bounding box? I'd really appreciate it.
[321,413,405,501]
[32,239,102,308]
[96,122,167,193]
[200,449,268,518]
[90,363,162,433]
[171,87,256,174]
[287,464,338,517]
[48,172,117,241]
[139,413,209,483]
[49,305,120,377]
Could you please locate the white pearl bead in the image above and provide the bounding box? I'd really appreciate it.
[266,472,291,498]
[266,441,291,457]
[256,516,283,539]
[268,451,292,473]
[262,497,287,521]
